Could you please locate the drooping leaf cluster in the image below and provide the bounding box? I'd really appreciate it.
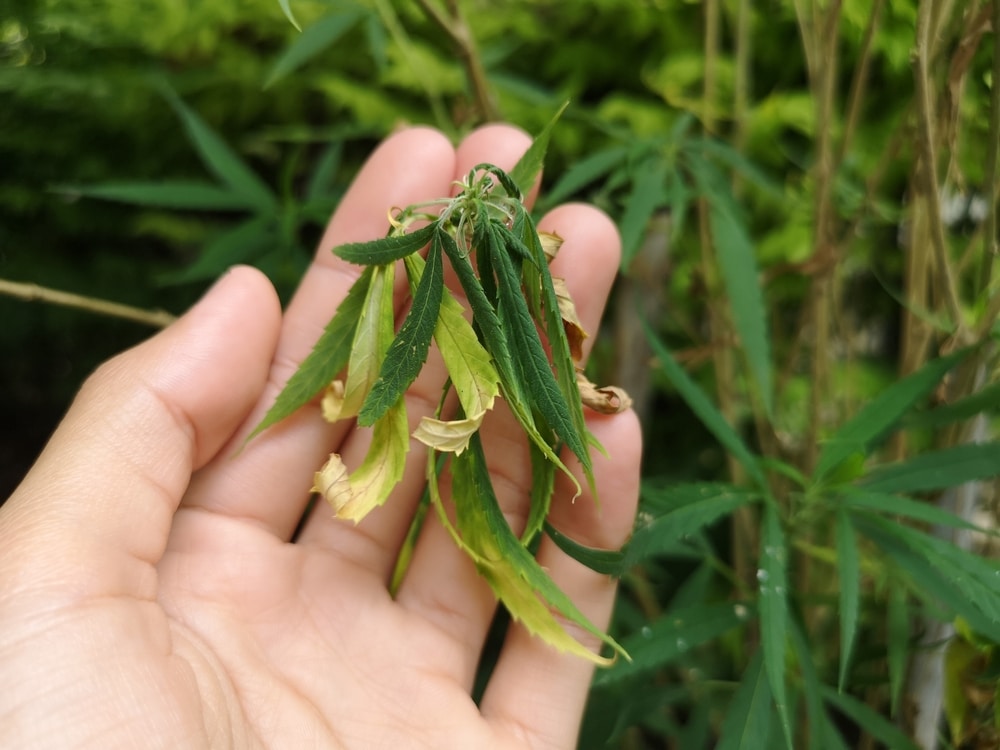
[252,110,626,663]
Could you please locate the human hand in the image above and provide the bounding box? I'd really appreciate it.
[0,125,641,749]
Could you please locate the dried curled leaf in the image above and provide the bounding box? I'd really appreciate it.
[320,380,346,423]
[539,230,564,262]
[577,371,634,414]
[553,276,587,363]
[413,413,485,455]
[312,398,409,522]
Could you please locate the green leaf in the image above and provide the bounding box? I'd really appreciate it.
[508,100,569,197]
[511,211,595,490]
[595,602,749,686]
[277,0,301,30]
[449,433,626,663]
[62,180,256,211]
[542,144,630,206]
[904,378,1000,429]
[439,229,565,472]
[334,222,436,266]
[358,232,444,425]
[854,514,1000,639]
[488,222,591,482]
[523,440,556,544]
[759,503,791,748]
[860,442,1000,494]
[157,84,276,213]
[247,266,373,441]
[819,687,921,750]
[265,9,366,88]
[789,619,831,750]
[159,217,274,285]
[543,521,627,576]
[835,508,859,691]
[304,140,343,203]
[410,258,499,448]
[624,484,759,567]
[339,262,396,419]
[620,157,668,269]
[717,649,773,750]
[815,348,972,482]
[643,321,767,488]
[842,489,990,535]
[887,584,909,716]
[693,159,774,418]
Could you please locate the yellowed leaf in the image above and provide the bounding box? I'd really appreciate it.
[413,412,485,455]
[312,397,409,523]
[539,230,564,263]
[320,379,346,423]
[553,276,587,362]
[577,371,633,414]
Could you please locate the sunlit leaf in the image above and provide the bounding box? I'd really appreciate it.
[523,439,556,544]
[836,508,859,691]
[265,9,366,88]
[359,232,444,425]
[717,649,773,750]
[277,0,301,30]
[815,348,972,482]
[248,266,373,440]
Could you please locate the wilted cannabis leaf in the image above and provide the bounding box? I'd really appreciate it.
[252,110,632,663]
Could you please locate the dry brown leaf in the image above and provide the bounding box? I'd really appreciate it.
[576,371,633,414]
[553,277,588,362]
[539,231,564,263]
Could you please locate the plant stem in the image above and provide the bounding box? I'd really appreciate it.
[0,278,176,328]
[415,0,499,122]
[975,0,1000,328]
[912,0,964,334]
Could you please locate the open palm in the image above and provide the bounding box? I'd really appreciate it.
[0,125,641,750]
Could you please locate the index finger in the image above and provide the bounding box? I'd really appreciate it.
[180,127,458,539]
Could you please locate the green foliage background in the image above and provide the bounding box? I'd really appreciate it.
[4,0,1000,747]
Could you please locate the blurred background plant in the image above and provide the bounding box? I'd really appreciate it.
[4,0,1000,746]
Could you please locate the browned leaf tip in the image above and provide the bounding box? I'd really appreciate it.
[576,371,634,414]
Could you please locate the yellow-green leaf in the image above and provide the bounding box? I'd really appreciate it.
[448,434,627,664]
[312,396,409,522]
[338,263,395,419]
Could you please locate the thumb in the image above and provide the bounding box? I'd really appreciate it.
[1,266,281,590]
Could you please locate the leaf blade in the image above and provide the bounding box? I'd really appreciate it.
[247,266,373,440]
[358,232,444,425]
